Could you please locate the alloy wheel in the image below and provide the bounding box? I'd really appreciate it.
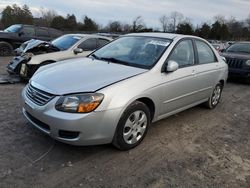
[212,85,221,106]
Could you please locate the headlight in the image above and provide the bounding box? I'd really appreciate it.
[245,60,250,66]
[55,93,104,113]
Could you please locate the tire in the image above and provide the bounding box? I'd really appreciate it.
[205,83,223,109]
[0,41,13,56]
[112,101,151,150]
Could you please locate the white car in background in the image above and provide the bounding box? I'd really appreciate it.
[7,34,112,79]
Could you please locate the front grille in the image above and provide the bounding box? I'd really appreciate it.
[26,84,54,106]
[226,58,244,69]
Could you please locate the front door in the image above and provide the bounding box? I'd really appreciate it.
[159,39,199,117]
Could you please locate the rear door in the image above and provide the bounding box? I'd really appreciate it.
[35,27,51,41]
[19,25,36,42]
[193,39,221,100]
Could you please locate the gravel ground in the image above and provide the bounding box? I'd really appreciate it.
[0,56,249,188]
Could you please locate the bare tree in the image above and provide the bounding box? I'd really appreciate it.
[226,16,236,32]
[159,15,169,32]
[122,23,131,33]
[39,8,57,26]
[169,11,183,32]
[213,14,226,25]
[106,21,122,32]
[132,16,145,32]
[246,14,250,29]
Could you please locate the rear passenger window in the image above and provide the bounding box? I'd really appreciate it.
[36,28,50,37]
[78,38,97,51]
[49,29,62,38]
[195,40,217,64]
[168,40,194,67]
[98,39,109,48]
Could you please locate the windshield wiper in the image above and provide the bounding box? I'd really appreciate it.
[99,57,130,65]
[90,54,100,60]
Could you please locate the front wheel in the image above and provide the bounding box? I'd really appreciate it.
[205,83,223,109]
[112,101,151,150]
[0,41,13,56]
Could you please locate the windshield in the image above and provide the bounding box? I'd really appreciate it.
[4,25,22,33]
[92,36,171,69]
[51,35,82,50]
[226,43,250,53]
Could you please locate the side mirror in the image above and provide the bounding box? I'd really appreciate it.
[73,48,83,54]
[165,60,179,72]
[221,56,226,62]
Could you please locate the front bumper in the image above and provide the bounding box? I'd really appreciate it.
[228,68,250,78]
[21,86,122,145]
[6,56,26,74]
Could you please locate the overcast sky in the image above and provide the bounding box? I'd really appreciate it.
[1,0,250,29]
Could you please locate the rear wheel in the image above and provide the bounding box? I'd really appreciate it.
[205,83,223,109]
[0,41,13,56]
[112,101,150,150]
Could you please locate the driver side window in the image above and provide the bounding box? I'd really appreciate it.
[21,26,35,36]
[168,40,194,67]
[78,38,97,51]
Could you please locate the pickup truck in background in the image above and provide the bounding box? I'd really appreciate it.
[0,24,62,56]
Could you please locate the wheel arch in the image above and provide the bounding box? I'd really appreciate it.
[219,79,225,87]
[40,60,56,66]
[136,97,155,122]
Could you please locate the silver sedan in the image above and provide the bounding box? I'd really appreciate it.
[22,33,228,150]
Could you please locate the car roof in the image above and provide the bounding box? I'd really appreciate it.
[63,33,111,38]
[12,24,61,31]
[125,32,200,40]
[62,34,86,38]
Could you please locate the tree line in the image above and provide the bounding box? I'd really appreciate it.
[163,12,250,41]
[1,4,250,40]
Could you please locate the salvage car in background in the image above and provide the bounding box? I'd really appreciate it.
[212,43,226,53]
[7,34,112,79]
[22,33,228,150]
[0,24,62,56]
[221,42,250,80]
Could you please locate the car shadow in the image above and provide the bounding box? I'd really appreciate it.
[227,77,250,85]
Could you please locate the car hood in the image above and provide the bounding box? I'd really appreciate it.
[31,57,147,95]
[16,39,60,55]
[221,52,250,59]
[23,39,49,52]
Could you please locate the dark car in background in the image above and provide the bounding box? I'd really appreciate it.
[221,42,250,80]
[0,24,62,56]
